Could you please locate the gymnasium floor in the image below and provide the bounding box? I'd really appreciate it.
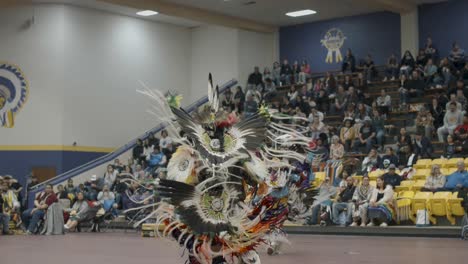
[0,232,466,264]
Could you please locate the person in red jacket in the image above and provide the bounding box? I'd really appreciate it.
[22,184,58,234]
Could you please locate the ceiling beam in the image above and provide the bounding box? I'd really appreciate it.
[98,0,278,33]
[353,0,416,13]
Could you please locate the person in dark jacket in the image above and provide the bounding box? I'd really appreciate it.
[382,164,402,188]
[280,59,292,85]
[341,49,356,73]
[413,132,433,159]
[400,50,415,77]
[331,176,356,226]
[133,139,144,163]
[247,66,263,87]
[380,147,399,169]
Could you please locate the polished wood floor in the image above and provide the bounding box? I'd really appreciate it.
[0,232,466,264]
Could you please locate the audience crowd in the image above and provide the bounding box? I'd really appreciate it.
[1,38,468,235]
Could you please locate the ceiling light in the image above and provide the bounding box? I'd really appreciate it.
[286,9,317,17]
[136,10,158,16]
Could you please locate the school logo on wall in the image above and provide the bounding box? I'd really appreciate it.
[320,28,346,64]
[0,63,29,128]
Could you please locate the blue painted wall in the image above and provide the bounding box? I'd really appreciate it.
[419,0,468,58]
[280,12,401,73]
[0,150,106,189]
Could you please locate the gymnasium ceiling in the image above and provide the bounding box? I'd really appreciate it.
[5,0,448,32]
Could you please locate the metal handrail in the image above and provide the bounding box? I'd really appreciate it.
[28,79,237,198]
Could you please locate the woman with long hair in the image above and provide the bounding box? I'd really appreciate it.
[367,176,395,227]
[325,136,345,186]
[422,165,446,192]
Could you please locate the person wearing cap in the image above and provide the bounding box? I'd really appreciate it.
[353,116,376,153]
[85,175,103,201]
[22,184,58,234]
[413,132,433,159]
[382,164,402,188]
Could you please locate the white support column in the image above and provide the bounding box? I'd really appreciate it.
[400,9,419,55]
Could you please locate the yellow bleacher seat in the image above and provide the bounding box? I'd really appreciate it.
[412,180,426,192]
[396,191,415,224]
[395,180,415,192]
[411,192,433,223]
[413,169,430,180]
[447,168,457,175]
[369,180,376,187]
[368,170,384,180]
[352,175,363,184]
[432,158,448,168]
[464,157,468,166]
[447,158,464,168]
[441,168,450,175]
[429,192,452,225]
[414,159,432,169]
[447,192,466,225]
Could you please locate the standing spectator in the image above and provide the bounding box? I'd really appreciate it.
[416,106,434,139]
[341,48,356,73]
[103,165,117,188]
[375,89,391,116]
[340,118,356,152]
[421,165,446,192]
[448,42,466,71]
[22,184,58,234]
[430,97,444,128]
[413,132,433,159]
[0,182,14,235]
[353,117,375,153]
[280,59,292,85]
[444,161,468,191]
[361,149,381,175]
[383,54,399,81]
[400,50,415,77]
[424,37,438,62]
[437,102,463,142]
[350,176,374,227]
[247,66,263,88]
[372,110,386,151]
[382,164,402,188]
[367,176,395,227]
[325,136,345,187]
[361,55,376,84]
[133,139,144,163]
[272,62,281,86]
[233,86,245,113]
[332,176,356,226]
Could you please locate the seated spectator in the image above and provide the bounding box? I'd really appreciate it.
[400,50,415,77]
[262,78,277,103]
[375,89,391,116]
[103,165,117,188]
[367,176,395,227]
[361,148,381,175]
[291,61,300,84]
[308,104,324,123]
[325,72,337,94]
[146,146,167,175]
[315,89,329,113]
[439,57,455,86]
[280,59,292,85]
[372,110,385,151]
[448,42,466,71]
[424,37,438,62]
[355,102,371,121]
[0,182,19,235]
[263,67,272,82]
[456,89,467,110]
[353,117,375,153]
[85,175,103,201]
[97,184,116,213]
[147,132,160,148]
[350,176,374,227]
[462,63,468,84]
[341,49,356,73]
[416,106,434,139]
[272,62,281,86]
[133,139,144,163]
[443,134,462,159]
[159,130,173,153]
[308,117,328,141]
[234,86,245,113]
[340,118,356,152]
[112,159,124,173]
[347,86,360,107]
[454,114,468,142]
[133,164,145,180]
[437,102,463,142]
[401,71,425,104]
[7,177,23,207]
[396,127,412,164]
[343,103,356,120]
[244,94,258,118]
[383,54,399,81]
[55,184,68,200]
[423,59,438,82]
[247,66,263,88]
[416,48,428,68]
[413,132,433,159]
[380,147,399,170]
[382,164,402,188]
[64,179,75,197]
[22,184,58,234]
[444,161,468,191]
[312,79,324,97]
[421,165,446,192]
[332,176,356,226]
[342,75,354,90]
[325,136,345,186]
[63,191,90,232]
[221,92,235,111]
[306,177,337,225]
[142,139,154,159]
[331,85,348,114]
